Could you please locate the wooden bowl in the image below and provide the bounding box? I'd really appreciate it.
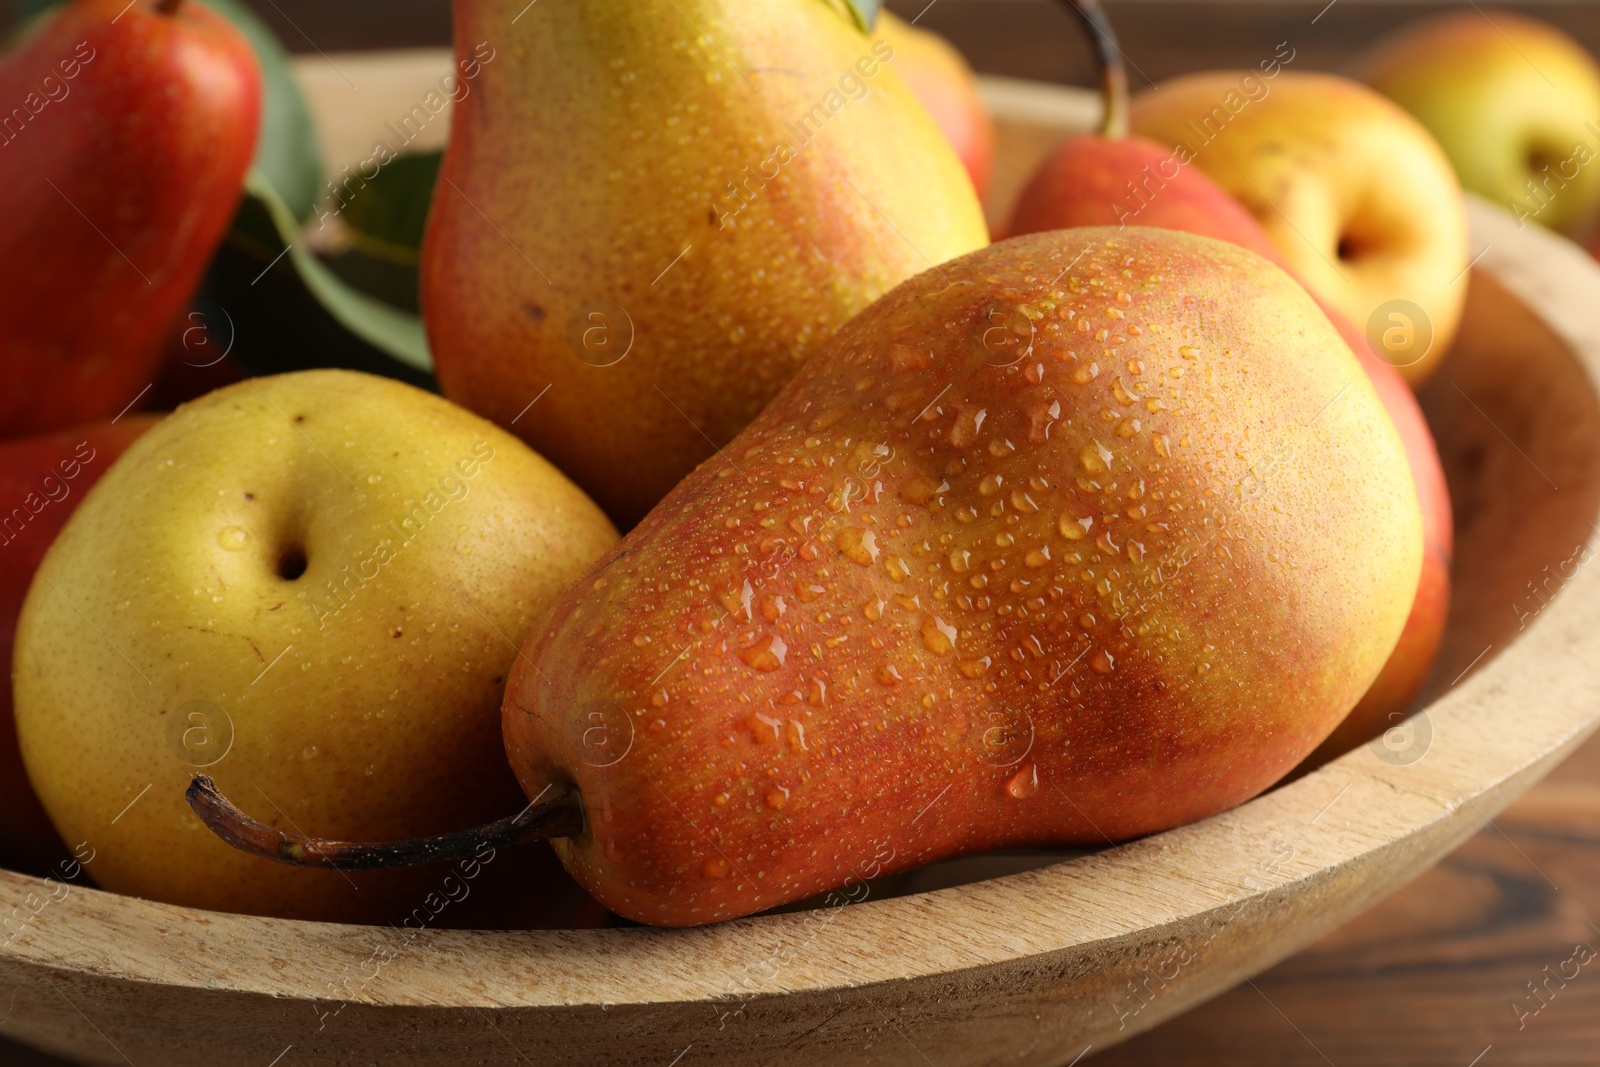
[5,73,1600,1067]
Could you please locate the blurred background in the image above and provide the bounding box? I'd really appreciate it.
[3,0,1599,79]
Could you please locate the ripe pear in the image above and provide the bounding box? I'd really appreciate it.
[1009,135,1452,749]
[0,0,260,439]
[1355,10,1600,237]
[488,228,1421,925]
[1130,72,1468,386]
[1012,134,1266,244]
[0,417,158,873]
[874,12,996,203]
[14,370,617,922]
[421,0,990,527]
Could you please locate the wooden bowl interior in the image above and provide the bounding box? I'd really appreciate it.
[1418,270,1600,695]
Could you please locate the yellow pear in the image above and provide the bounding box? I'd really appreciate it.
[874,11,996,202]
[1131,71,1468,385]
[1355,9,1600,237]
[13,370,616,921]
[421,0,990,526]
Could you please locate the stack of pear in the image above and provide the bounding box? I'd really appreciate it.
[422,0,989,526]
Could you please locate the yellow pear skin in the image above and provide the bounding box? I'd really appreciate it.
[421,0,990,527]
[1131,72,1468,386]
[1355,9,1600,236]
[13,370,617,922]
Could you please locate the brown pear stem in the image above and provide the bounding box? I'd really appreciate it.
[185,775,585,871]
[1062,0,1129,138]
[155,0,186,14]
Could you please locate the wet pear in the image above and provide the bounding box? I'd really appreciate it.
[500,228,1421,924]
[421,0,989,526]
[1005,39,1453,755]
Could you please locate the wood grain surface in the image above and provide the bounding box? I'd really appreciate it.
[1096,728,1600,1066]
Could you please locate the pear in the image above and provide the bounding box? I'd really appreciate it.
[874,12,996,203]
[500,228,1420,925]
[0,417,158,873]
[0,0,259,439]
[1007,0,1287,255]
[421,0,990,526]
[1005,13,1452,753]
[200,230,1421,926]
[499,230,1427,921]
[15,370,617,922]
[1356,10,1600,237]
[1130,71,1468,386]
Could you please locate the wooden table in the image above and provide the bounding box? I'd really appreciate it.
[1095,727,1600,1066]
[2,2,1597,1063]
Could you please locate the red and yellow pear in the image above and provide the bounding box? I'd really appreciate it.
[422,0,989,526]
[874,11,996,202]
[1007,1,1452,749]
[0,0,260,439]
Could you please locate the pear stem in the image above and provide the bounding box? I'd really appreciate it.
[1063,0,1129,139]
[185,775,584,871]
[155,0,186,14]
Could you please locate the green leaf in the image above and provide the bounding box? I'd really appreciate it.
[9,0,58,32]
[315,150,444,312]
[209,170,434,381]
[250,169,433,371]
[323,248,423,314]
[839,0,884,33]
[337,150,443,261]
[3,3,58,48]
